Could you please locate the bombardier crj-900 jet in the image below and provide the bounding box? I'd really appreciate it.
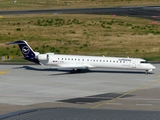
[7,40,155,74]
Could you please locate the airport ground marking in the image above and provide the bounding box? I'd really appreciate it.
[0,70,11,75]
[91,79,160,109]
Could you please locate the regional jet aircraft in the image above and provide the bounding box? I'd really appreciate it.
[7,40,155,74]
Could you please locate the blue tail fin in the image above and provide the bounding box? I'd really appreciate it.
[7,40,39,64]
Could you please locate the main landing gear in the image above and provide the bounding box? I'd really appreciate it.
[145,70,148,75]
[70,69,81,73]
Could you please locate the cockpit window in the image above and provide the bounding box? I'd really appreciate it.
[140,61,148,63]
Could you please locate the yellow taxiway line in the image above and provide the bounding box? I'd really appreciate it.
[91,78,160,109]
[0,71,11,75]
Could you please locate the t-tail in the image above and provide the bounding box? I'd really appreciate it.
[6,40,40,64]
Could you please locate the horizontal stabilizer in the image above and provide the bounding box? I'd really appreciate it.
[6,40,26,45]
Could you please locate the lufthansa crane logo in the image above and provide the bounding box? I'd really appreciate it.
[22,46,30,54]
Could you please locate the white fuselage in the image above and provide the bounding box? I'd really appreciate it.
[8,40,156,73]
[38,53,155,72]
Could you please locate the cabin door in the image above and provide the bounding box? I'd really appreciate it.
[132,61,136,68]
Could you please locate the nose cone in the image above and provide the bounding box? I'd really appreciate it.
[151,64,156,69]
[149,64,156,71]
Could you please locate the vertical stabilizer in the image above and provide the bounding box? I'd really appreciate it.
[7,40,39,64]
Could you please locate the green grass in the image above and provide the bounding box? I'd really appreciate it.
[1,14,160,62]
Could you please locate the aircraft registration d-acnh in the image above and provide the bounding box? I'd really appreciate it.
[7,40,156,74]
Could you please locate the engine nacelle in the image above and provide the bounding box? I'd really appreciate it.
[38,54,49,61]
[34,52,40,59]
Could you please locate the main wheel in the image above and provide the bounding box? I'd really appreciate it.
[70,69,76,73]
[77,69,81,73]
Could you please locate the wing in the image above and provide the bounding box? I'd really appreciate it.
[40,62,89,70]
[58,64,89,70]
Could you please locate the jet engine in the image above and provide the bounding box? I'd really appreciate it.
[34,52,40,59]
[38,54,49,61]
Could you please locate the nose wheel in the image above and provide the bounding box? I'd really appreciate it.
[145,70,148,75]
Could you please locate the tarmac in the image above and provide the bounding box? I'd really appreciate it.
[1,6,160,20]
[0,64,160,114]
[1,6,160,118]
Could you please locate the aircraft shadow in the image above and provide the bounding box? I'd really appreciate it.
[13,66,153,76]
[13,66,72,76]
[58,92,134,104]
[13,66,57,71]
